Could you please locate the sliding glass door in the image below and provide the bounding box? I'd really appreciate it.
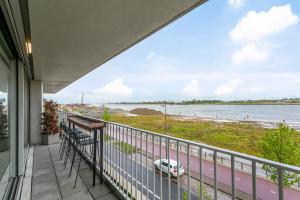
[0,43,10,194]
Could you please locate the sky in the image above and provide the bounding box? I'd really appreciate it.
[46,0,300,104]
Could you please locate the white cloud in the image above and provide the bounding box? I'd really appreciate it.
[215,79,242,96]
[182,80,202,97]
[230,5,299,43]
[230,5,299,65]
[232,43,269,64]
[94,78,133,97]
[228,0,245,9]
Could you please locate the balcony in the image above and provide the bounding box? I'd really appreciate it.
[3,1,300,200]
[26,111,300,200]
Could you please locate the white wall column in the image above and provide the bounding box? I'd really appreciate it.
[30,80,43,144]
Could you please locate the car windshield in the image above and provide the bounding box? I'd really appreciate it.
[174,163,183,169]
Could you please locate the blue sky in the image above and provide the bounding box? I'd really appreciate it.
[47,0,300,103]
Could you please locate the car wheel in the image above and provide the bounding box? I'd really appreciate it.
[170,172,175,178]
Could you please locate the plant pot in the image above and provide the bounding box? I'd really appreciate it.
[41,134,59,145]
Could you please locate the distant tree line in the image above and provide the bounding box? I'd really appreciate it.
[115,98,300,105]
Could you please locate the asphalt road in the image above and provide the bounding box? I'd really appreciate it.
[106,146,202,200]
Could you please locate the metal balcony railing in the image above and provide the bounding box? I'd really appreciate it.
[58,111,300,200]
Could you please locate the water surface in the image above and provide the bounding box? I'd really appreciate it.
[107,104,300,129]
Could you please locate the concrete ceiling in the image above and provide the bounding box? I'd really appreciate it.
[28,0,207,93]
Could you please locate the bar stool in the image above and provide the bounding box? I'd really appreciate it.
[68,130,95,188]
[59,124,70,160]
[60,125,72,160]
[59,122,68,157]
[63,128,90,168]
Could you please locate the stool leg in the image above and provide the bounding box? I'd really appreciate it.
[64,145,70,168]
[60,137,67,160]
[74,156,81,188]
[58,135,65,154]
[69,147,76,178]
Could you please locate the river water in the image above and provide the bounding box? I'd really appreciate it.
[106,104,300,129]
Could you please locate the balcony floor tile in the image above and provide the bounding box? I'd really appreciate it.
[31,144,119,200]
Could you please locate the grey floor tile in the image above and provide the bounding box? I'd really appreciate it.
[32,168,54,178]
[60,182,85,198]
[32,181,59,195]
[63,189,93,200]
[96,193,119,200]
[89,184,112,199]
[31,188,61,200]
[32,173,56,185]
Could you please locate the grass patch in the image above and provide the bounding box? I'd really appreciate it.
[113,141,138,155]
[110,114,300,166]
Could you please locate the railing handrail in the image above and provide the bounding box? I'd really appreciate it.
[58,110,300,173]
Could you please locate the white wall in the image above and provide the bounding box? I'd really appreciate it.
[30,80,43,144]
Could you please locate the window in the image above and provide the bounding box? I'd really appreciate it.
[0,7,17,198]
[0,41,10,186]
[162,161,168,167]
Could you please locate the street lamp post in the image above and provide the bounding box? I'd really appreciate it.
[161,101,167,132]
[164,101,167,131]
[161,101,167,158]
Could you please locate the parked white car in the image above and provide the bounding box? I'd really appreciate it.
[154,159,184,177]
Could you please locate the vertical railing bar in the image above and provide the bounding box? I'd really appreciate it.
[187,144,190,200]
[120,127,125,192]
[135,130,137,200]
[160,136,162,200]
[109,124,113,180]
[252,161,256,200]
[103,127,105,175]
[153,135,156,200]
[140,131,143,200]
[118,126,121,189]
[146,133,149,200]
[108,124,110,178]
[122,127,125,194]
[102,127,105,175]
[278,167,284,200]
[126,128,131,196]
[115,124,118,181]
[231,155,236,200]
[123,127,128,198]
[106,125,108,176]
[103,126,106,175]
[130,128,133,200]
[177,141,180,200]
[114,125,118,184]
[167,138,171,200]
[213,150,217,200]
[114,124,117,182]
[125,127,128,198]
[113,125,116,182]
[113,124,116,180]
[120,126,122,191]
[199,147,203,200]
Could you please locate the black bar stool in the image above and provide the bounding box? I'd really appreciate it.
[68,129,95,188]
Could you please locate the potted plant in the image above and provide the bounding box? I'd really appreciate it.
[41,99,59,145]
